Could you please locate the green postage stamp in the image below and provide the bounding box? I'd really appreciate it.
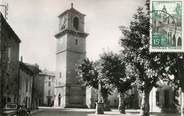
[150,0,184,52]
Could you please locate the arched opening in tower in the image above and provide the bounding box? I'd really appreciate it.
[177,37,182,46]
[73,17,79,30]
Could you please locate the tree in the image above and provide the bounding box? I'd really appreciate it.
[100,51,135,113]
[163,53,184,116]
[146,1,184,115]
[77,59,98,89]
[176,54,184,116]
[119,2,168,116]
[77,58,112,113]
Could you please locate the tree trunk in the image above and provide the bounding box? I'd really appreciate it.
[98,81,103,103]
[96,102,104,114]
[181,88,184,116]
[96,81,104,114]
[103,95,111,111]
[118,92,125,114]
[140,90,150,116]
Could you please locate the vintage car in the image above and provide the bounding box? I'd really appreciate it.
[3,103,18,116]
[17,105,30,116]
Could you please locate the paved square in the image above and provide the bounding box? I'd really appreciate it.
[31,108,180,116]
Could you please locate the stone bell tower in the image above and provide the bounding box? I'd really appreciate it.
[54,3,88,108]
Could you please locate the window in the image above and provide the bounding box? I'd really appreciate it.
[178,37,182,46]
[60,17,66,30]
[8,47,11,63]
[59,72,62,78]
[75,39,78,45]
[114,100,117,103]
[173,34,176,46]
[48,90,51,96]
[58,94,61,106]
[156,91,160,106]
[14,97,16,102]
[26,80,28,92]
[7,97,11,103]
[48,81,51,87]
[164,90,169,107]
[3,97,6,105]
[73,17,79,30]
[6,85,9,89]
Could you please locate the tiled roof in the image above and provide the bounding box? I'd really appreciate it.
[39,70,55,77]
[0,12,21,43]
[58,7,85,17]
[20,62,41,76]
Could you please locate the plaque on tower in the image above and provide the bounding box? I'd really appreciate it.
[150,0,184,52]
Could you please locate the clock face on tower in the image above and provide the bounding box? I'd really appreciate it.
[60,17,66,30]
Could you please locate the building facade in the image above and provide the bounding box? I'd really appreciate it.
[87,87,140,109]
[54,4,88,108]
[19,62,40,110]
[31,65,41,110]
[39,70,55,106]
[19,62,35,109]
[149,82,178,113]
[0,12,21,109]
[33,73,44,107]
[86,87,98,108]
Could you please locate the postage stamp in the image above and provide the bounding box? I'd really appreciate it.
[150,0,184,52]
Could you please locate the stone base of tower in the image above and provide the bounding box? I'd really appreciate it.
[54,85,87,108]
[64,104,87,108]
[54,102,87,108]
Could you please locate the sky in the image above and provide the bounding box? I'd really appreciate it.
[1,0,145,71]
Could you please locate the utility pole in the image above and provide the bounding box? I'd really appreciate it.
[0,3,8,20]
[0,2,8,19]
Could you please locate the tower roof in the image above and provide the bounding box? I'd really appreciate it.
[58,3,86,17]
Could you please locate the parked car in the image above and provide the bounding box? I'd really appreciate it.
[3,103,18,116]
[17,105,30,116]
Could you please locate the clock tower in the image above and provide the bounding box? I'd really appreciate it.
[54,3,88,108]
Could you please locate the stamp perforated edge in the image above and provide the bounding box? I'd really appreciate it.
[149,0,184,52]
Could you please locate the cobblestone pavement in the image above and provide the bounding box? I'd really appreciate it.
[31,108,180,116]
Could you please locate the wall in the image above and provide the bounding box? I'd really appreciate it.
[86,87,98,108]
[33,75,44,108]
[0,13,20,107]
[149,85,176,113]
[19,69,33,109]
[54,7,88,108]
[43,74,55,106]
